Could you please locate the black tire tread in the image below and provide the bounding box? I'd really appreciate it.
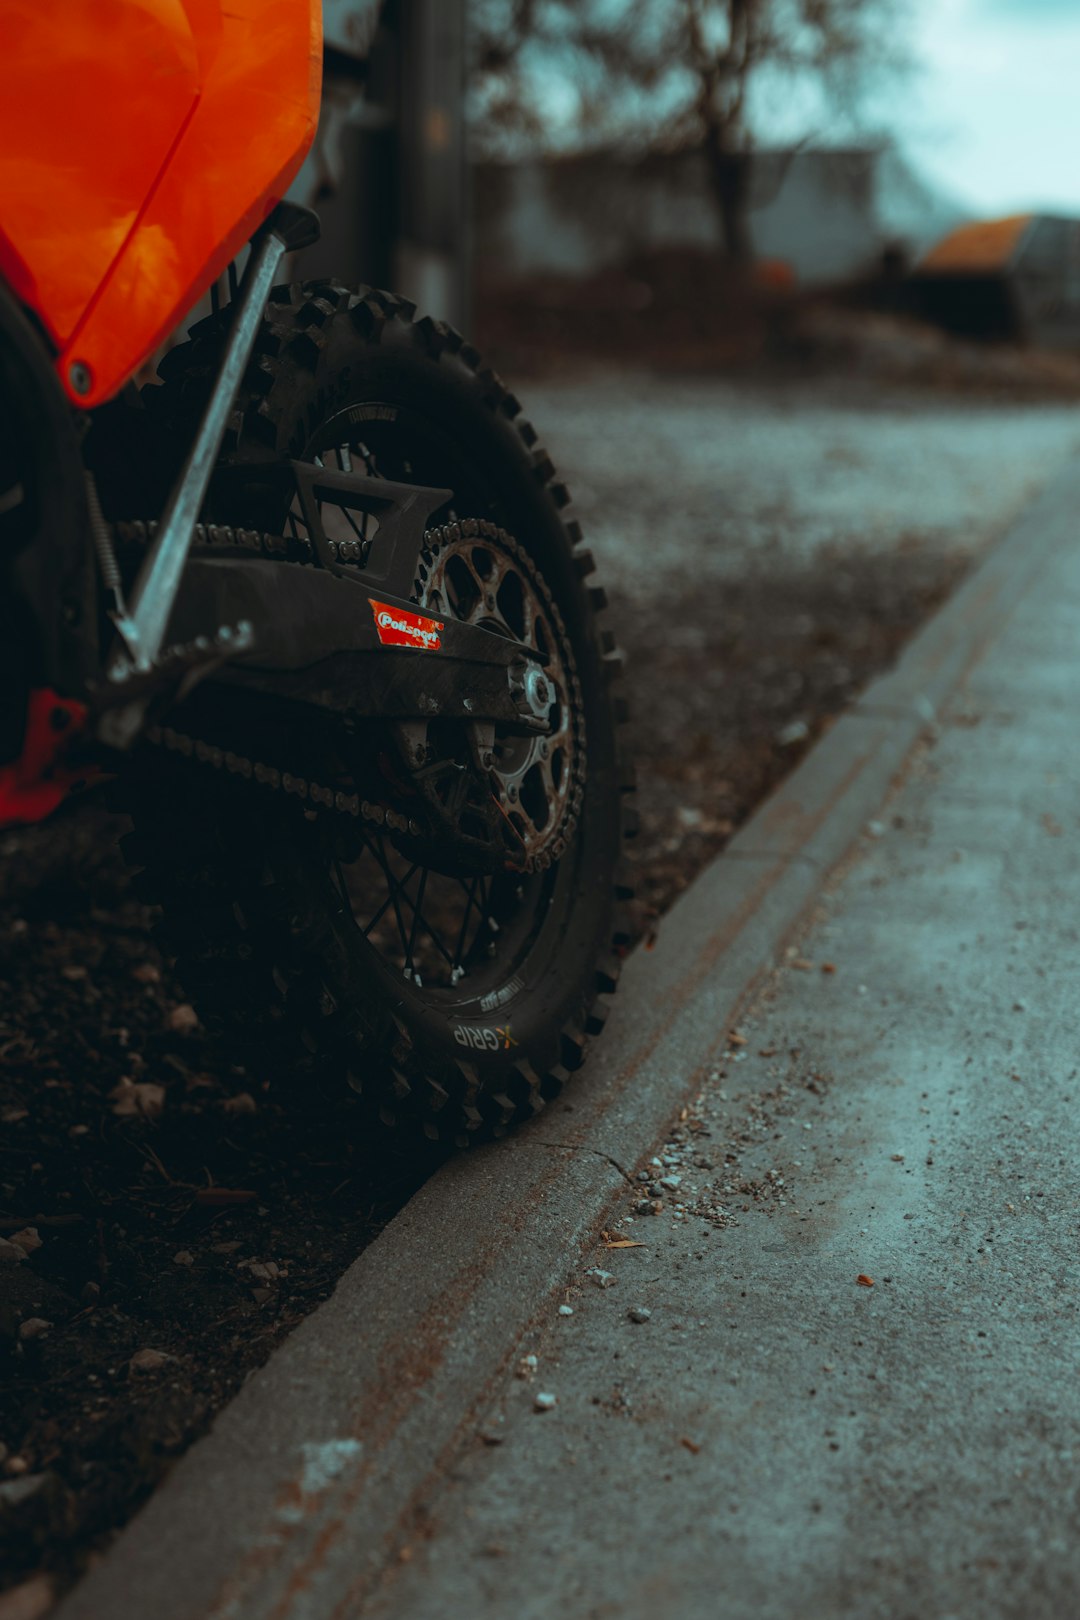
[129,282,635,1143]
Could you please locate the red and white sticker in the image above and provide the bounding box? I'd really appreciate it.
[369,599,444,652]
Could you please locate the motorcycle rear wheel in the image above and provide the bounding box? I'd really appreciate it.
[123,285,635,1144]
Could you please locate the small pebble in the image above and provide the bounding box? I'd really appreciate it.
[222,1092,257,1116]
[0,1574,55,1620]
[628,1306,652,1324]
[533,1393,557,1412]
[167,1003,200,1034]
[129,1348,171,1373]
[17,1319,51,1342]
[173,1250,195,1267]
[558,1305,574,1317]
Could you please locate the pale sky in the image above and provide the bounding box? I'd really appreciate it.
[897,0,1080,215]
[505,0,1080,219]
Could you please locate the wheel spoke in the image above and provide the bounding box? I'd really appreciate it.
[405,866,428,973]
[394,869,456,968]
[331,856,350,909]
[452,877,479,971]
[340,505,367,547]
[362,832,413,959]
[360,889,395,940]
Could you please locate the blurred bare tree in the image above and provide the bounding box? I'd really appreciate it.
[470,0,906,258]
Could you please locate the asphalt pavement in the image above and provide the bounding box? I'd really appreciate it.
[360,465,1080,1619]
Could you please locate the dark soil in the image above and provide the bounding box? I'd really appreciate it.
[0,822,445,1594]
[617,534,970,924]
[0,524,968,1603]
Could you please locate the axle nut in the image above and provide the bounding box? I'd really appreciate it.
[521,666,552,720]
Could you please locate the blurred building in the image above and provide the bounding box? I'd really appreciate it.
[913,215,1080,346]
[473,146,962,289]
[285,0,469,328]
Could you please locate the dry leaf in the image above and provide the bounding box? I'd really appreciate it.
[856,1273,874,1288]
[821,962,837,975]
[221,1092,257,1115]
[727,1030,747,1047]
[194,1187,257,1207]
[166,1003,200,1034]
[129,1348,172,1373]
[790,957,814,971]
[603,1239,646,1249]
[109,1078,166,1119]
[0,1573,55,1620]
[9,1227,41,1255]
[238,1259,280,1280]
[680,1436,701,1454]
[131,962,161,985]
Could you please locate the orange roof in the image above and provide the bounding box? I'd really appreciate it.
[919,214,1033,273]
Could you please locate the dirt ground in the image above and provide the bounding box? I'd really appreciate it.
[616,540,969,923]
[0,816,445,1593]
[2,357,1078,1602]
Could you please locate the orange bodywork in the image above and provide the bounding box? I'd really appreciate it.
[0,0,322,408]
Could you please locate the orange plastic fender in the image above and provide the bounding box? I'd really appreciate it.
[0,0,321,408]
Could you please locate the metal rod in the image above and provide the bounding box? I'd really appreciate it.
[116,228,287,672]
[83,469,125,612]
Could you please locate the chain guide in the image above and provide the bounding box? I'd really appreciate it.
[117,515,585,875]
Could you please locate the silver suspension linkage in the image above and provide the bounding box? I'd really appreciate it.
[100,203,319,744]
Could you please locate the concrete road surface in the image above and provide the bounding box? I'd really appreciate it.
[362,460,1080,1619]
[526,372,1080,588]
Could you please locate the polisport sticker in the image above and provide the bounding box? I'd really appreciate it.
[370,600,444,652]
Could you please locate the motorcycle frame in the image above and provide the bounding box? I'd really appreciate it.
[4,202,548,764]
[0,3,551,820]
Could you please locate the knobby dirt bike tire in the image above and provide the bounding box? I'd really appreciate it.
[117,283,637,1145]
